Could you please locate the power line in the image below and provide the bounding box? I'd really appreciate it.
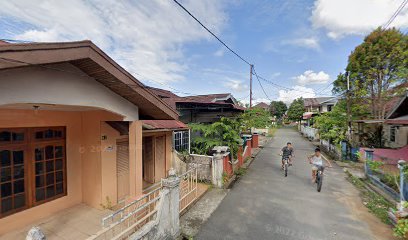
[383,0,408,29]
[236,94,250,101]
[253,68,272,102]
[0,38,34,43]
[172,0,251,66]
[0,56,247,106]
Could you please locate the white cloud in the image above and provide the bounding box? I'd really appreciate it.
[213,48,225,57]
[293,70,330,85]
[223,79,248,92]
[240,97,270,106]
[270,72,281,78]
[282,37,320,49]
[0,0,228,83]
[311,0,408,39]
[277,85,316,104]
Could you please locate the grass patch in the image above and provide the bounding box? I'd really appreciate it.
[235,168,247,177]
[267,127,277,137]
[347,173,393,224]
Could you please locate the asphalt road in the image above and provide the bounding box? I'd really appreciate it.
[196,127,393,240]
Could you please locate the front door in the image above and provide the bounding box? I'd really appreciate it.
[116,139,129,202]
[154,136,166,182]
[142,137,154,184]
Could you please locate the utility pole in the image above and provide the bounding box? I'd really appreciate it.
[346,71,352,159]
[249,64,253,109]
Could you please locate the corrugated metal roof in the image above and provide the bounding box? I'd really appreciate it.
[361,146,408,165]
[141,120,188,130]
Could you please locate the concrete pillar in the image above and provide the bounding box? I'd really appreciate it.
[212,146,229,188]
[364,149,374,175]
[129,121,143,198]
[364,149,374,161]
[252,133,259,148]
[160,169,180,238]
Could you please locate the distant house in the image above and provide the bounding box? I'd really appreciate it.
[253,102,270,111]
[383,90,408,148]
[303,97,338,113]
[353,90,408,148]
[148,87,245,124]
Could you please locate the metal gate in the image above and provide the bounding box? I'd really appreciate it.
[179,168,198,213]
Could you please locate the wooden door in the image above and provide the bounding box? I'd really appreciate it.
[116,139,129,202]
[143,137,154,184]
[154,135,166,182]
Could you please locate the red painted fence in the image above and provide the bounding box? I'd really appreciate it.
[223,134,259,177]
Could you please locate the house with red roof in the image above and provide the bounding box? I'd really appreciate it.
[148,87,245,124]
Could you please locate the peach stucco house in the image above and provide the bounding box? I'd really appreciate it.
[0,40,187,238]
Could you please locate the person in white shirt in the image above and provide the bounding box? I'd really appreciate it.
[308,148,332,183]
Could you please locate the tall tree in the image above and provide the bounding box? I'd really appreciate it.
[269,101,287,119]
[241,108,271,130]
[314,101,347,144]
[287,98,304,121]
[333,28,408,119]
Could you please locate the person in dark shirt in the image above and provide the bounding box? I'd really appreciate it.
[280,142,294,169]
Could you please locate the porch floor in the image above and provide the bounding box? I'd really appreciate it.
[0,204,112,240]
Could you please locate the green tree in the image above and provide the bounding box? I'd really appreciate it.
[333,28,408,119]
[189,117,241,157]
[314,101,347,144]
[241,108,271,130]
[269,101,287,119]
[287,98,304,121]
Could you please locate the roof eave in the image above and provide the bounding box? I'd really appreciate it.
[0,41,179,120]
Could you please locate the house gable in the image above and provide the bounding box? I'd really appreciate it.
[0,41,178,120]
[387,92,408,119]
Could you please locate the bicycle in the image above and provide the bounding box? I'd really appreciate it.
[281,156,290,177]
[315,165,324,192]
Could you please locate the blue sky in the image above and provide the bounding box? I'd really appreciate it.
[1,0,407,104]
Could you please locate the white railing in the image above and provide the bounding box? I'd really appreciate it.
[179,168,198,213]
[88,183,162,240]
[301,126,319,140]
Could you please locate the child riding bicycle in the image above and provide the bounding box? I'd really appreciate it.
[308,148,332,184]
[280,142,294,169]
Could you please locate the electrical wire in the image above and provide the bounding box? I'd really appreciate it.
[0,38,34,43]
[0,56,245,106]
[253,67,272,102]
[172,0,251,66]
[383,0,408,29]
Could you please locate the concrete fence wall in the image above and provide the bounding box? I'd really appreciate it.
[188,154,213,182]
[300,126,319,141]
[320,139,341,160]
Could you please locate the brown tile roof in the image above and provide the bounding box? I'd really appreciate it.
[303,98,320,107]
[0,40,179,120]
[254,102,269,109]
[148,88,245,111]
[303,97,336,107]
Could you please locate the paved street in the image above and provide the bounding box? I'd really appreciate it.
[196,127,394,240]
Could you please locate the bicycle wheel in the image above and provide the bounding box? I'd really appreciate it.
[317,173,323,192]
[284,163,288,177]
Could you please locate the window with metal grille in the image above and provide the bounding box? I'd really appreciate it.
[173,130,189,152]
[390,126,396,142]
